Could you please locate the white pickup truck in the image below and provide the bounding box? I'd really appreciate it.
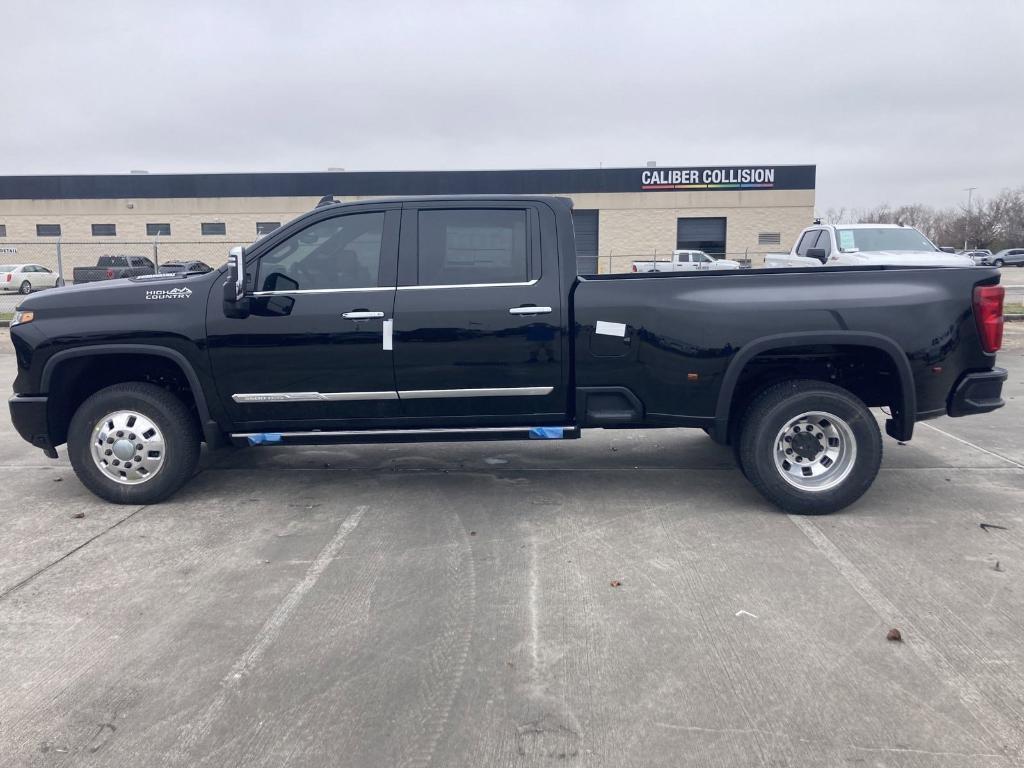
[632,250,742,273]
[764,224,975,268]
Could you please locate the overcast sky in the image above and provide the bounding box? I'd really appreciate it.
[3,0,1021,211]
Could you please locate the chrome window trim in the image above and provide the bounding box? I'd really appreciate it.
[232,386,554,404]
[397,279,539,291]
[249,281,540,296]
[250,286,394,296]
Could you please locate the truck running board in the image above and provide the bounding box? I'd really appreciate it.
[230,425,582,447]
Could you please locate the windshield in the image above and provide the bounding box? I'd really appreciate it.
[0,265,16,272]
[835,228,937,253]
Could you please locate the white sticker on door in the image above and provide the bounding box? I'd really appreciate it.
[595,320,627,337]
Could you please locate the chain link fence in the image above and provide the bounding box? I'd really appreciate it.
[0,239,245,313]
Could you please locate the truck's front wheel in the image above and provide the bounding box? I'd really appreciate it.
[67,382,201,504]
[738,380,881,515]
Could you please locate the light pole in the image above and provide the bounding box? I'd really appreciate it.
[964,187,976,250]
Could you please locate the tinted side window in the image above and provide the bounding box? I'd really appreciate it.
[417,209,528,286]
[815,230,832,257]
[257,212,384,292]
[795,230,819,256]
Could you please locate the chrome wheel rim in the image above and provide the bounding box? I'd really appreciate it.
[90,410,166,485]
[773,411,856,492]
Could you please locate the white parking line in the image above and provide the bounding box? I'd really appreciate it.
[172,505,367,756]
[919,422,1024,469]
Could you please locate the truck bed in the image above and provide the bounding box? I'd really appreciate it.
[571,263,999,436]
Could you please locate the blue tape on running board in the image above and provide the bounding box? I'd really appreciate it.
[247,433,283,446]
[529,427,564,439]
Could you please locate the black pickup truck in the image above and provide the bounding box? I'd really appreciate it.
[72,254,156,283]
[8,196,1007,513]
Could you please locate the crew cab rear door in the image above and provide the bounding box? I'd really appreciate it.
[392,201,567,425]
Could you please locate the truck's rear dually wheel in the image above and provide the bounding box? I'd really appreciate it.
[68,382,200,504]
[738,380,881,514]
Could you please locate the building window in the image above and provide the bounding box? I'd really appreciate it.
[201,222,226,236]
[0,224,6,237]
[256,221,281,236]
[91,223,116,237]
[36,224,61,237]
[758,232,781,246]
[147,223,171,236]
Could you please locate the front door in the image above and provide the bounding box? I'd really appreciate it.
[391,203,566,427]
[206,205,401,430]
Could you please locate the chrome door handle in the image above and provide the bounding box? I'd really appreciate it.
[342,311,385,319]
[509,306,553,315]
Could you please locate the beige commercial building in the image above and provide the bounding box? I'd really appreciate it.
[0,165,815,274]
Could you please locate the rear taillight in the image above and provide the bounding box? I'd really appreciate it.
[4,274,10,282]
[973,284,1004,353]
[106,268,114,279]
[631,265,637,272]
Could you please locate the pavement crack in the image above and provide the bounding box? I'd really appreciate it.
[0,504,148,602]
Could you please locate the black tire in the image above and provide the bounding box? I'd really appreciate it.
[994,259,1004,268]
[19,281,31,295]
[737,380,881,515]
[67,382,201,504]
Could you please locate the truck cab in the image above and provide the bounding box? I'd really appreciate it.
[210,197,571,432]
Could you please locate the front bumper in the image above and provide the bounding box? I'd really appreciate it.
[8,394,57,456]
[947,368,1007,417]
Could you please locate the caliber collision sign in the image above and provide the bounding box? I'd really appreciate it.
[641,167,779,191]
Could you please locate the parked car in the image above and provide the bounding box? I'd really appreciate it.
[961,249,994,265]
[764,224,975,268]
[72,255,155,284]
[157,260,213,275]
[8,196,1007,515]
[990,248,1024,268]
[632,250,741,272]
[0,264,60,294]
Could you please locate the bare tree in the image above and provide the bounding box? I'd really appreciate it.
[846,186,1024,251]
[823,207,847,224]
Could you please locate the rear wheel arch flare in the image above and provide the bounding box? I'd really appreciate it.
[713,332,915,443]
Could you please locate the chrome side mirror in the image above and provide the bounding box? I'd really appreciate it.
[223,246,250,318]
[228,246,245,300]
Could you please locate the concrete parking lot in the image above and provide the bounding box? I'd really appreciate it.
[0,327,1022,767]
